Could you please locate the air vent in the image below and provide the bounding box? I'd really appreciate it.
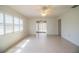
[72,5,79,8]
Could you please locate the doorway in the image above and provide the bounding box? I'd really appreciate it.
[58,19,61,36]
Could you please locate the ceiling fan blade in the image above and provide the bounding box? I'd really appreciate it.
[72,5,79,8]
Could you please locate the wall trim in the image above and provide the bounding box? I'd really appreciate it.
[61,36,79,47]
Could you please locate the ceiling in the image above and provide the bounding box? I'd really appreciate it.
[9,5,72,18]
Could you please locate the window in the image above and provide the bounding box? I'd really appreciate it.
[36,21,47,33]
[39,22,47,32]
[0,11,23,35]
[0,13,4,35]
[14,17,20,32]
[42,22,47,32]
[5,14,13,34]
[39,22,43,32]
[20,19,23,31]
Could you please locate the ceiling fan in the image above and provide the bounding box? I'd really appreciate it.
[72,5,79,8]
[40,6,52,16]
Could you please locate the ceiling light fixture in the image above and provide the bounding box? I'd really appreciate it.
[40,6,51,16]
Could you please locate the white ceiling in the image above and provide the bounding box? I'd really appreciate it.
[9,5,72,17]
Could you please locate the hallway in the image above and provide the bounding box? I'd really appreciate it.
[6,34,79,53]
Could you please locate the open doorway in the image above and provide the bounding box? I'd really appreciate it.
[58,19,61,36]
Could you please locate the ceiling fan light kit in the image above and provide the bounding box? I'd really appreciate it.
[40,6,51,17]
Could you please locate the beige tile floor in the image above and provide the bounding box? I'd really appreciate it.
[6,33,79,53]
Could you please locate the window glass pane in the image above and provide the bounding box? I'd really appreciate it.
[20,19,23,25]
[0,14,3,23]
[14,17,20,32]
[0,13,4,35]
[39,23,43,32]
[36,21,47,32]
[20,19,23,31]
[5,14,13,33]
[14,17,19,24]
[14,25,19,32]
[42,23,47,32]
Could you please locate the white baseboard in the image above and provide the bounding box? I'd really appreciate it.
[61,36,79,47]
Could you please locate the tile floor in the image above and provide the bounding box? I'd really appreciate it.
[6,33,79,53]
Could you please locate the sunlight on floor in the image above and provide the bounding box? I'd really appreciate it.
[21,40,30,48]
[14,39,30,53]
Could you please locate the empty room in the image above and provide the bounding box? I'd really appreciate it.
[0,5,79,53]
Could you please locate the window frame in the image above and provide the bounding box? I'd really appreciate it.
[0,12,5,35]
[0,11,23,36]
[14,16,20,32]
[5,13,14,34]
[19,18,23,31]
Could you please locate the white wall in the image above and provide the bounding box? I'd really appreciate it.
[47,17,58,35]
[28,17,58,35]
[0,6,28,52]
[60,7,79,46]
